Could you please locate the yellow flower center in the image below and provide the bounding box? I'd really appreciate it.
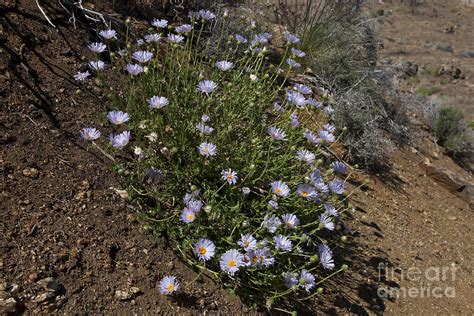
[275,188,282,194]
[199,246,207,255]
[243,241,249,247]
[228,259,236,267]
[301,191,309,197]
[187,214,194,221]
[167,284,174,292]
[226,174,233,180]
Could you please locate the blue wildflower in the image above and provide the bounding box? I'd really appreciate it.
[109,131,131,149]
[159,275,179,295]
[99,29,117,40]
[152,18,168,28]
[290,112,300,127]
[324,203,339,217]
[220,249,244,276]
[238,234,257,252]
[107,111,130,125]
[198,142,217,157]
[296,184,318,200]
[181,208,196,223]
[332,161,347,174]
[281,213,300,229]
[296,149,315,163]
[198,80,217,95]
[132,50,153,63]
[80,127,101,141]
[262,214,282,233]
[195,123,214,135]
[287,90,306,107]
[234,34,248,44]
[144,33,161,43]
[291,48,306,57]
[89,60,105,71]
[283,32,300,44]
[299,269,315,292]
[294,83,312,95]
[268,200,279,210]
[319,213,335,231]
[268,126,286,140]
[148,96,169,109]
[274,235,292,252]
[175,24,193,33]
[271,181,290,197]
[286,58,301,68]
[329,178,345,194]
[318,244,335,270]
[167,34,184,44]
[74,71,90,81]
[88,42,106,53]
[215,60,234,71]
[283,272,299,288]
[193,238,216,261]
[126,64,143,75]
[319,129,335,143]
[221,168,238,185]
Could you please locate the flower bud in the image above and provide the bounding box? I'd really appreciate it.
[109,52,115,59]
[317,287,323,294]
[249,164,256,170]
[125,17,131,25]
[310,255,319,262]
[170,147,178,154]
[341,235,347,242]
[265,297,273,308]
[190,185,198,191]
[341,264,349,271]
[75,89,82,95]
[204,205,212,213]
[126,43,132,50]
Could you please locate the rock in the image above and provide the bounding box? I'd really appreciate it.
[399,61,418,76]
[423,161,474,208]
[114,287,140,301]
[462,184,474,209]
[460,50,474,58]
[0,297,18,314]
[22,168,39,178]
[435,43,453,52]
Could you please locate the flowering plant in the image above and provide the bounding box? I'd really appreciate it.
[77,10,353,311]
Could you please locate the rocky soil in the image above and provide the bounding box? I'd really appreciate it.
[1,0,473,314]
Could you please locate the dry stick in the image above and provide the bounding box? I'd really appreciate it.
[36,0,56,27]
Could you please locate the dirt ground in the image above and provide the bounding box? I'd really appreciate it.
[1,0,473,315]
[368,0,474,120]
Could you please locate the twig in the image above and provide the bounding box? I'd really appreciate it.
[36,0,56,28]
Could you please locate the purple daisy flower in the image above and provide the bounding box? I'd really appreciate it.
[198,80,217,95]
[248,247,274,267]
[274,235,292,252]
[324,203,339,217]
[175,24,193,34]
[274,102,285,113]
[234,34,248,44]
[319,213,335,231]
[319,129,335,143]
[198,9,216,21]
[261,214,282,233]
[309,168,322,182]
[195,123,214,135]
[144,33,161,43]
[167,34,184,44]
[313,178,329,194]
[291,48,306,57]
[148,96,169,109]
[332,161,347,174]
[132,50,153,63]
[287,90,306,108]
[290,112,300,127]
[88,60,105,71]
[296,149,315,163]
[215,60,234,71]
[323,123,336,133]
[201,114,210,122]
[268,126,286,140]
[74,70,90,81]
[187,199,202,213]
[109,131,131,149]
[286,58,301,68]
[283,32,300,44]
[329,178,345,195]
[221,168,238,185]
[152,18,168,28]
[294,83,312,95]
[126,64,143,75]
[304,130,320,145]
[271,181,290,197]
[324,106,335,114]
[220,249,244,276]
[159,275,179,295]
[318,244,335,270]
[306,98,322,108]
[251,32,272,46]
[268,200,279,209]
[299,269,315,292]
[99,29,117,40]
[281,213,300,229]
[296,184,318,200]
[283,272,299,288]
[107,110,130,125]
[80,127,101,141]
[181,208,196,223]
[88,42,106,53]
[193,238,216,261]
[238,234,257,252]
[198,142,217,157]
